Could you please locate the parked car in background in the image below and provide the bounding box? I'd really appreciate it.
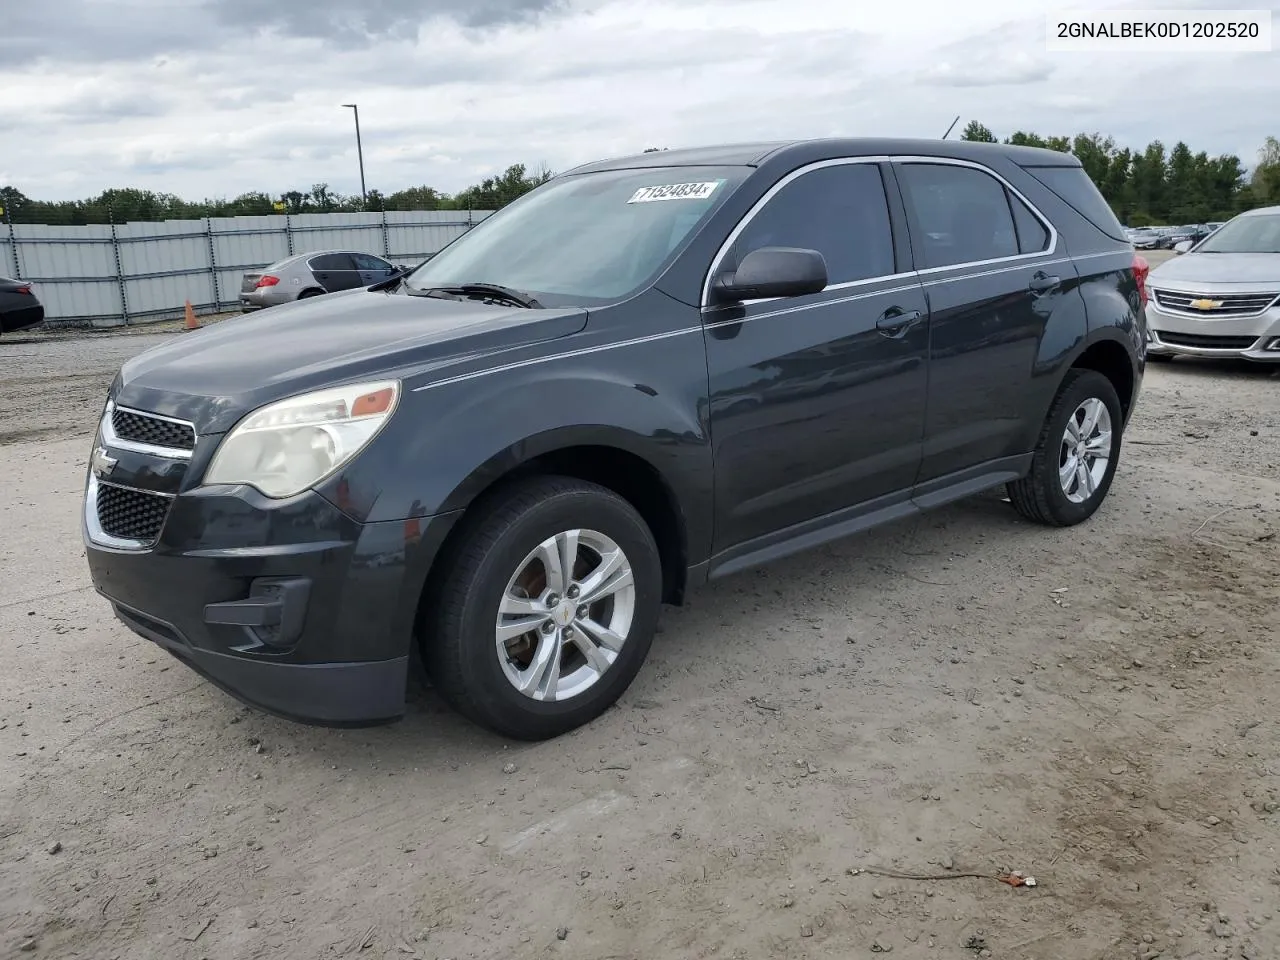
[1128,227,1161,249]
[0,276,44,334]
[240,250,404,311]
[83,137,1147,740]
[1165,224,1211,247]
[1146,206,1280,362]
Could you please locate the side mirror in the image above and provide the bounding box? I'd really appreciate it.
[711,246,828,304]
[1173,240,1193,254]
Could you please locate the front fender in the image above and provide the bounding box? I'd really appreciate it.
[320,342,714,557]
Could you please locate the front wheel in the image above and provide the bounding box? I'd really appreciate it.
[1007,369,1124,527]
[422,476,663,740]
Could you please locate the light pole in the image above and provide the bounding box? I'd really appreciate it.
[341,103,367,209]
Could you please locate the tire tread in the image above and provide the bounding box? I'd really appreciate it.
[422,475,656,738]
[1007,369,1121,528]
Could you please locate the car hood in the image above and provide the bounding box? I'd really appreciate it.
[1149,252,1280,288]
[112,287,588,434]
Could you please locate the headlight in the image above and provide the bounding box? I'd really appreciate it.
[205,380,399,498]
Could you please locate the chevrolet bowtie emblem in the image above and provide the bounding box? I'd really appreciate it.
[1188,298,1223,310]
[91,446,118,479]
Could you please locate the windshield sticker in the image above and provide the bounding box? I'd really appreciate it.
[627,181,722,204]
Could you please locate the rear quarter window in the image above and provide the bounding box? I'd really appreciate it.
[1022,165,1127,242]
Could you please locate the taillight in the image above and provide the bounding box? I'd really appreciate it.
[14,285,31,295]
[1132,254,1149,305]
[254,275,280,288]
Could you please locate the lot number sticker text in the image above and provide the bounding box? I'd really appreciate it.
[627,181,722,203]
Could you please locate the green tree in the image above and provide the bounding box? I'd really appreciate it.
[1072,133,1114,188]
[960,121,997,143]
[1251,135,1280,206]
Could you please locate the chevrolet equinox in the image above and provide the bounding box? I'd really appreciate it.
[83,139,1148,740]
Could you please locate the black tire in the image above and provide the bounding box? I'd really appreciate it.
[1007,369,1124,527]
[422,476,663,741]
[298,288,325,299]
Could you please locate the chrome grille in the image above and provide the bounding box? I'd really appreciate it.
[110,407,196,451]
[96,483,171,544]
[1152,289,1279,318]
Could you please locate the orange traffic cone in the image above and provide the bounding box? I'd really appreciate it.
[183,300,199,330]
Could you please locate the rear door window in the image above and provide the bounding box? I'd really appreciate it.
[727,162,896,284]
[1009,192,1051,254]
[353,253,391,270]
[895,163,1020,269]
[310,253,357,271]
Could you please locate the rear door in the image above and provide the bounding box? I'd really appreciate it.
[353,253,397,286]
[891,158,1069,488]
[309,253,361,291]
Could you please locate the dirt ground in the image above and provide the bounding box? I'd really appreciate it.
[1,304,1278,960]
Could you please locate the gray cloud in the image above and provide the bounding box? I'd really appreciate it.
[204,0,573,44]
[2,0,1274,204]
[915,19,1053,87]
[0,0,576,68]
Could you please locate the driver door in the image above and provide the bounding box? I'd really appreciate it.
[701,160,930,556]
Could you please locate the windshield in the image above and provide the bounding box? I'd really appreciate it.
[1194,214,1280,254]
[404,165,749,306]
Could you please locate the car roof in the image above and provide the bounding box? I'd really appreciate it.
[1239,205,1280,218]
[561,137,1082,176]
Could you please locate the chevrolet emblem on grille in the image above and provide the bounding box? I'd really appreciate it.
[91,446,118,478]
[1188,298,1223,310]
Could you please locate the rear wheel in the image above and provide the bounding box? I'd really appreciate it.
[423,476,662,740]
[298,288,325,299]
[1007,369,1123,527]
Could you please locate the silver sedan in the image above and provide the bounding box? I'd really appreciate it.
[1145,206,1280,363]
[239,250,403,311]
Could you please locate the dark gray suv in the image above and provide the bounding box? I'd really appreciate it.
[84,138,1148,741]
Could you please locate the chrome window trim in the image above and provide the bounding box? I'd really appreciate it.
[103,400,195,460]
[699,156,897,308]
[84,474,171,552]
[890,155,1059,273]
[698,154,1060,309]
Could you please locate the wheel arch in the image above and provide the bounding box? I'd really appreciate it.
[417,430,694,642]
[1067,333,1138,422]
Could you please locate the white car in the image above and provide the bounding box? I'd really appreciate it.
[1145,206,1280,363]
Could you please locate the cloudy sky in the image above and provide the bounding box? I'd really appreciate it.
[1,0,1276,202]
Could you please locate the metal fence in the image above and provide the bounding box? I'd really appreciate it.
[0,209,495,326]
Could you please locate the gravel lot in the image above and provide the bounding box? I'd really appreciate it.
[2,287,1278,960]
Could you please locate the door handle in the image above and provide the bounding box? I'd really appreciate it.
[1028,272,1061,294]
[876,308,922,338]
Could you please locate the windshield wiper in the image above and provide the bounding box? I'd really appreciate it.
[444,283,543,308]
[403,281,542,308]
[403,286,465,300]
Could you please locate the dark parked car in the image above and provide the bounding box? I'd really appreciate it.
[1162,224,1211,248]
[83,138,1147,741]
[0,276,44,333]
[239,250,404,311]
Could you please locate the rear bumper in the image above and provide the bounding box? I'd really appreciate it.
[85,484,461,726]
[239,288,291,312]
[0,303,44,333]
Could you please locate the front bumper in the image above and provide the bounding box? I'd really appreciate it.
[82,405,460,725]
[1147,293,1280,362]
